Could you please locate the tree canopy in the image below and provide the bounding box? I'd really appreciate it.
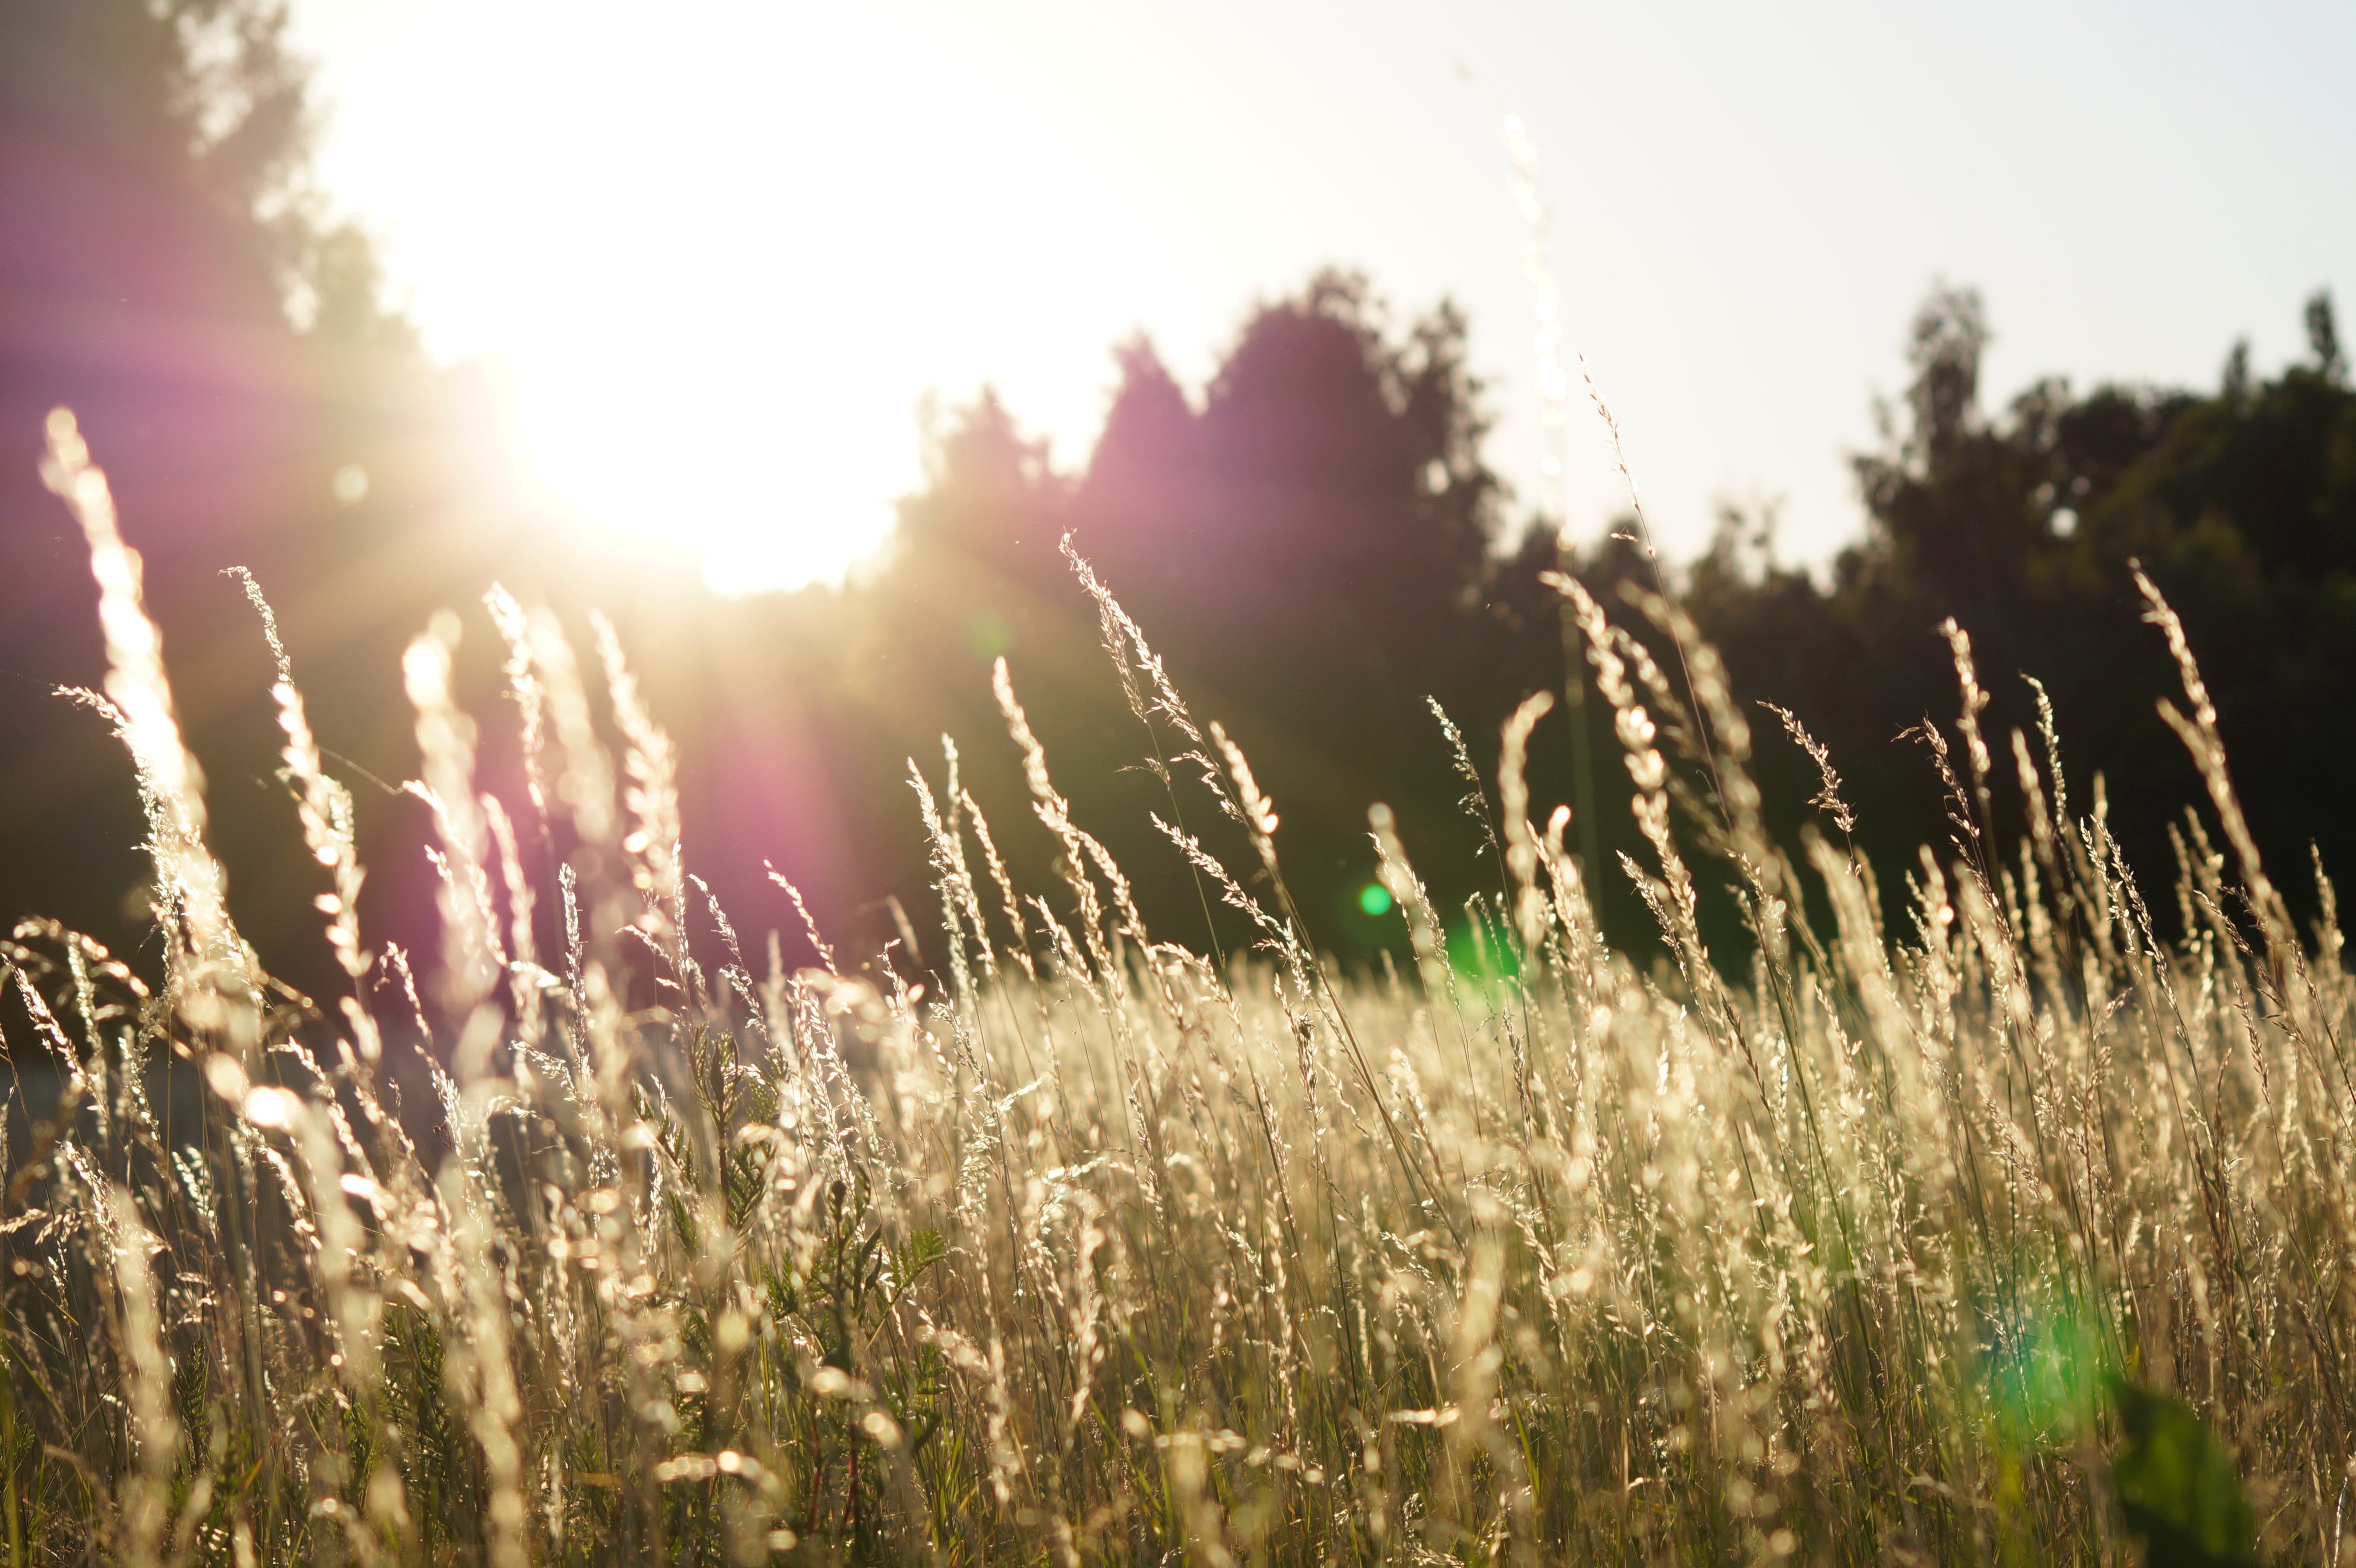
[768,272,1522,963]
[1691,285,2356,949]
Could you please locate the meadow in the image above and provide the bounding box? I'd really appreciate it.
[0,408,2340,1566]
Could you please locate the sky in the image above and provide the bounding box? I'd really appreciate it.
[284,0,2356,596]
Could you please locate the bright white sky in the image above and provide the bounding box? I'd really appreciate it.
[286,0,2355,596]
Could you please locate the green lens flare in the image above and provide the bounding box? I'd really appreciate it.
[1358,882,1393,917]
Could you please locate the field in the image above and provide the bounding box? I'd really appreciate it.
[0,414,2343,1566]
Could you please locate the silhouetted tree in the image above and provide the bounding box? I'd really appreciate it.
[2307,290,2343,384]
[1667,286,2356,947]
[762,274,1533,967]
[0,0,629,1003]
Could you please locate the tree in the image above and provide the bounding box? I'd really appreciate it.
[759,274,1528,966]
[1067,273,1517,945]
[1669,285,2356,948]
[1079,273,1498,670]
[2307,289,2343,383]
[0,0,547,998]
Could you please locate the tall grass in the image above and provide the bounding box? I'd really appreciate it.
[2,412,2347,1566]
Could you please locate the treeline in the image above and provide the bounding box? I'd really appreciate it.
[766,275,2356,974]
[1683,287,2356,958]
[5,0,2353,1007]
[0,0,710,1003]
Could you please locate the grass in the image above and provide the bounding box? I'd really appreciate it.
[0,407,2346,1567]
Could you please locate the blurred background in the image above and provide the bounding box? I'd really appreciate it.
[3,0,2353,1005]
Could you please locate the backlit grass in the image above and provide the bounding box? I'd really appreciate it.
[0,413,2339,1565]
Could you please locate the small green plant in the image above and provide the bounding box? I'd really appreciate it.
[2110,1378,2256,1568]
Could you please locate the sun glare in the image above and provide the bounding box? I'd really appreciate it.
[304,3,1204,597]
[514,353,911,597]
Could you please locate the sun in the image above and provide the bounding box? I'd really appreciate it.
[513,341,915,597]
[306,2,1202,597]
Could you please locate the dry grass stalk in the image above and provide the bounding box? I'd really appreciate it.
[4,424,2348,1568]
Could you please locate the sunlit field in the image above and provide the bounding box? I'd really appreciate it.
[0,411,2334,1566]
